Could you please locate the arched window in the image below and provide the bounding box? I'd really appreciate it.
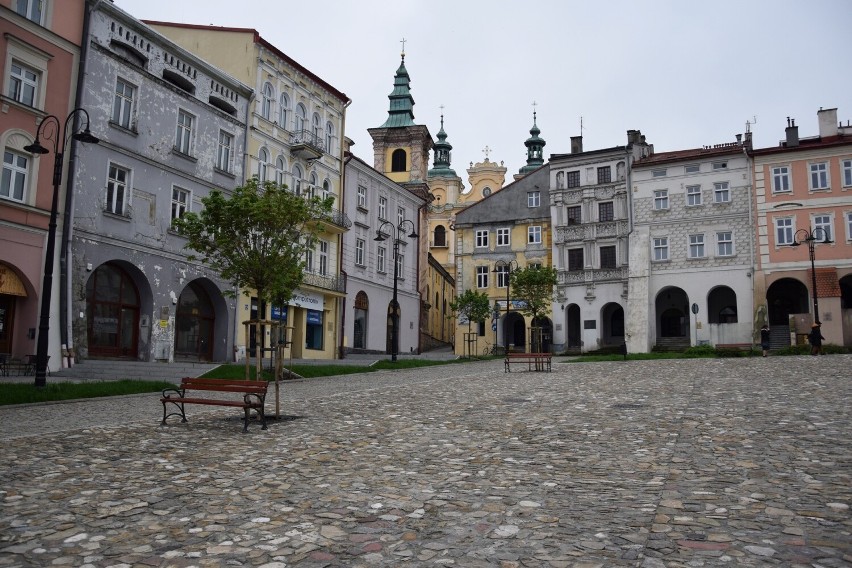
[391,148,406,172]
[257,148,268,182]
[295,103,307,132]
[279,93,289,128]
[312,113,321,139]
[326,121,334,152]
[86,263,140,358]
[275,156,286,186]
[292,164,303,195]
[261,83,274,120]
[308,171,318,198]
[322,179,331,199]
[433,225,447,247]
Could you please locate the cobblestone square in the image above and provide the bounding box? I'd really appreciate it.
[1,356,850,567]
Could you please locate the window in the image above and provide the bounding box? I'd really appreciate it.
[475,230,489,248]
[318,240,328,276]
[275,156,286,186]
[378,196,387,219]
[307,171,318,198]
[772,166,791,193]
[433,225,447,247]
[775,217,794,245]
[175,110,194,155]
[652,169,667,177]
[397,207,405,227]
[14,0,43,23]
[712,161,728,171]
[291,164,302,195]
[326,121,334,152]
[211,131,232,173]
[171,187,189,222]
[598,202,614,222]
[396,253,404,278]
[279,93,289,128]
[688,234,705,258]
[261,83,273,121]
[843,159,852,187]
[377,246,386,273]
[528,225,542,244]
[813,214,832,242]
[685,164,700,174]
[476,265,489,288]
[847,212,852,242]
[567,170,580,188]
[355,238,365,266]
[106,163,129,215]
[810,162,829,190]
[1,150,28,202]
[600,245,616,268]
[686,185,702,206]
[322,179,330,200]
[257,148,268,182]
[717,231,733,256]
[495,264,510,288]
[391,149,406,172]
[357,185,366,208]
[527,191,540,207]
[8,61,38,106]
[714,182,730,203]
[312,113,321,139]
[654,189,669,210]
[597,166,612,184]
[295,103,307,132]
[496,227,510,246]
[653,237,669,261]
[304,248,314,272]
[112,78,135,129]
[568,248,583,271]
[566,205,581,224]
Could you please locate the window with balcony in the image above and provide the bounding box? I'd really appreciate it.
[598,201,614,222]
[568,248,584,271]
[566,205,581,224]
[295,103,307,132]
[600,245,616,268]
[318,240,328,276]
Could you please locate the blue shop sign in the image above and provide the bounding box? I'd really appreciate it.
[271,306,288,321]
[307,309,322,325]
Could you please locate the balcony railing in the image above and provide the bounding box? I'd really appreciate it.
[555,220,629,244]
[301,270,345,293]
[320,207,351,229]
[558,266,628,284]
[290,129,324,161]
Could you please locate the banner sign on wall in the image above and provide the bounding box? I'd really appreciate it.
[307,309,322,325]
[289,289,324,310]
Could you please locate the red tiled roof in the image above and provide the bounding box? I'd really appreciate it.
[750,134,850,156]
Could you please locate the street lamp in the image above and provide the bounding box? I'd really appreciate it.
[492,259,518,354]
[374,218,418,361]
[24,109,100,387]
[788,227,833,325]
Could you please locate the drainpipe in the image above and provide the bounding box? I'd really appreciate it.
[744,144,757,341]
[337,100,351,359]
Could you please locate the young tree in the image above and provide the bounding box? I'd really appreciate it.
[511,265,558,350]
[449,289,492,356]
[173,177,333,378]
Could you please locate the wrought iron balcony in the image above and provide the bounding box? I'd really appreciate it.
[301,270,345,293]
[318,207,351,229]
[290,129,324,161]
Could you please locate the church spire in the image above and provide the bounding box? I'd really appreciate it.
[428,111,456,178]
[379,45,416,128]
[519,106,546,175]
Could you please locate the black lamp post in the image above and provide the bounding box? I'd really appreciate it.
[374,218,417,361]
[788,227,833,325]
[24,109,100,387]
[492,259,518,354]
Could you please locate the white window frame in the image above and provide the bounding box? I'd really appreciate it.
[716,231,734,257]
[257,148,269,182]
[688,234,705,259]
[809,162,829,191]
[397,207,405,227]
[652,237,669,261]
[175,109,194,156]
[846,211,852,242]
[261,83,274,121]
[171,186,190,223]
[1,149,28,202]
[686,185,702,206]
[318,240,328,276]
[475,229,489,248]
[712,161,728,171]
[378,196,387,220]
[326,121,335,152]
[775,217,794,246]
[495,264,510,288]
[295,103,307,132]
[355,238,365,266]
[216,130,233,173]
[496,227,510,247]
[112,78,136,130]
[714,181,731,203]
[357,185,366,208]
[843,159,852,188]
[377,245,386,273]
[527,191,540,207]
[771,165,791,193]
[8,59,39,107]
[291,164,303,195]
[652,169,667,178]
[684,164,700,174]
[812,214,833,242]
[106,162,130,216]
[304,248,314,273]
[396,252,404,279]
[476,265,489,288]
[14,0,46,24]
[279,93,289,128]
[4,37,49,111]
[528,225,542,244]
[654,189,669,210]
[275,156,286,186]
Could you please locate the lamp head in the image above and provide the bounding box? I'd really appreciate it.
[23,140,49,154]
[374,232,386,242]
[73,128,100,145]
[408,230,418,239]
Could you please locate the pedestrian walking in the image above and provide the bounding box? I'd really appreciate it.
[808,323,825,356]
[760,323,771,357]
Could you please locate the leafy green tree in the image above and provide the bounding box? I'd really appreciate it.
[449,289,492,355]
[173,178,333,377]
[511,265,558,350]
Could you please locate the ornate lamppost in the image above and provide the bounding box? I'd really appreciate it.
[374,219,418,361]
[24,109,100,387]
[492,259,518,354]
[788,227,833,325]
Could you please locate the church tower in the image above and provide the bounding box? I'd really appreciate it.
[426,113,464,274]
[515,110,546,180]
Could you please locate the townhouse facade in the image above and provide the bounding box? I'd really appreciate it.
[627,137,755,353]
[0,0,83,367]
[70,1,251,362]
[149,21,351,361]
[750,108,852,348]
[549,131,650,353]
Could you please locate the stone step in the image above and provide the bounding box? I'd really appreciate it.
[50,360,220,382]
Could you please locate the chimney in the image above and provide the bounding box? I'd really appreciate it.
[570,136,583,154]
[785,117,799,147]
[744,131,753,150]
[817,107,838,138]
[736,133,742,144]
[626,129,641,145]
[342,136,355,153]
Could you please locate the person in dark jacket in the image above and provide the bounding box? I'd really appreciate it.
[808,323,825,356]
[760,324,771,357]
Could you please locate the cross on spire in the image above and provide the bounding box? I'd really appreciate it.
[532,100,538,123]
[482,145,491,161]
[400,37,406,57]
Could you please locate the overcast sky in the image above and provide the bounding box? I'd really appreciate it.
[118,0,852,179]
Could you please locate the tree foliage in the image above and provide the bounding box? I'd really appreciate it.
[449,288,492,331]
[511,265,558,323]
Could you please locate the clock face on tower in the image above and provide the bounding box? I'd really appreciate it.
[482,186,492,196]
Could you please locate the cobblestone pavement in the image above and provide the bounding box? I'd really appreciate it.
[1,356,850,567]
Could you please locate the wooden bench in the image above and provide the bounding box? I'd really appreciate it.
[161,377,269,432]
[504,352,552,373]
